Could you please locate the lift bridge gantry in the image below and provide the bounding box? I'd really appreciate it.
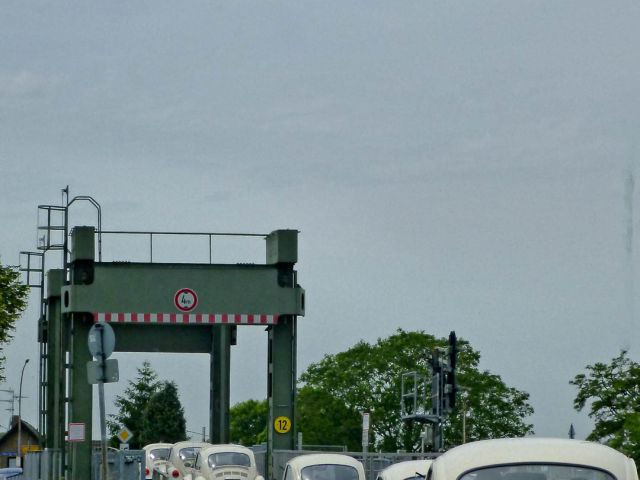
[41,225,304,480]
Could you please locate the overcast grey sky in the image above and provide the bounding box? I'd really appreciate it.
[1,1,640,441]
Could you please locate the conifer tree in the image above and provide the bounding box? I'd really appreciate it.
[141,381,187,445]
[108,361,160,448]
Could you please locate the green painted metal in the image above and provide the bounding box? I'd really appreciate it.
[61,263,304,315]
[267,316,297,480]
[45,269,65,450]
[47,225,303,480]
[210,325,231,443]
[69,312,93,480]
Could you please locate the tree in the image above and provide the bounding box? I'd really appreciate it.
[570,350,640,462]
[108,361,161,449]
[141,381,187,446]
[299,329,534,452]
[0,263,29,381]
[230,399,268,446]
[297,386,362,451]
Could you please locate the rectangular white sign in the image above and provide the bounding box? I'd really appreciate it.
[68,423,85,442]
[362,412,370,430]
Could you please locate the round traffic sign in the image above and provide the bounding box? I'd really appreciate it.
[274,416,292,434]
[174,288,198,312]
[88,321,116,359]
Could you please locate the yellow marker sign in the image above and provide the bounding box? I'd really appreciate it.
[274,416,292,434]
[117,426,133,443]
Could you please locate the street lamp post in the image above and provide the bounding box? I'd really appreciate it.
[17,359,29,468]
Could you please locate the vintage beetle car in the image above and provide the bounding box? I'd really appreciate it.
[144,443,173,479]
[183,444,264,480]
[283,453,366,480]
[154,441,213,479]
[429,438,638,480]
[376,460,433,480]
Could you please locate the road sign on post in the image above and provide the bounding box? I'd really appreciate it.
[87,321,118,480]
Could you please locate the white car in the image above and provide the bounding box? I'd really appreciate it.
[155,441,213,479]
[184,444,264,480]
[143,443,173,479]
[430,438,638,480]
[376,460,433,480]
[283,454,366,480]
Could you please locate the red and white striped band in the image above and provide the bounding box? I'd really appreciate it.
[93,312,279,325]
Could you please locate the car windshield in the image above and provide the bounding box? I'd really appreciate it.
[301,464,360,480]
[459,464,616,480]
[208,452,252,469]
[150,448,170,461]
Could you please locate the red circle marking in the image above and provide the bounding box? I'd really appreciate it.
[174,288,198,312]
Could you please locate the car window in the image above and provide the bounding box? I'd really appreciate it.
[301,464,360,480]
[208,452,252,469]
[459,464,616,480]
[180,447,201,464]
[150,448,170,461]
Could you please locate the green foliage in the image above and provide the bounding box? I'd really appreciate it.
[444,368,534,445]
[230,399,268,446]
[570,350,640,462]
[109,361,186,449]
[300,329,534,451]
[141,381,187,445]
[297,386,362,451]
[0,263,29,381]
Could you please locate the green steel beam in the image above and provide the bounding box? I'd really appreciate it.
[69,313,93,480]
[61,263,304,315]
[210,325,231,443]
[45,270,65,450]
[267,316,297,480]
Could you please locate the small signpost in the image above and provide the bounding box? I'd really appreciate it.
[118,427,133,450]
[362,412,370,478]
[87,321,119,480]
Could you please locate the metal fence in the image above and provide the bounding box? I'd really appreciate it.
[270,450,440,480]
[22,449,64,480]
[19,448,438,480]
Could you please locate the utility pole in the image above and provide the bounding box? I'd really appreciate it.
[17,359,30,468]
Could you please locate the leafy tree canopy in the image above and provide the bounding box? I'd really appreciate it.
[230,399,268,447]
[300,329,534,451]
[570,350,640,462]
[0,263,29,381]
[296,385,362,451]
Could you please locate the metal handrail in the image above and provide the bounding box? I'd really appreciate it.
[98,230,268,264]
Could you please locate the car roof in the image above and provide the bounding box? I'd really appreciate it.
[287,454,364,470]
[172,441,213,450]
[144,443,173,451]
[432,438,638,480]
[199,444,255,456]
[379,460,433,480]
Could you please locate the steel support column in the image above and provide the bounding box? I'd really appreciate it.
[210,325,231,443]
[45,269,65,450]
[69,312,93,480]
[267,315,297,480]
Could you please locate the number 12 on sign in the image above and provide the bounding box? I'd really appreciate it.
[274,416,291,434]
